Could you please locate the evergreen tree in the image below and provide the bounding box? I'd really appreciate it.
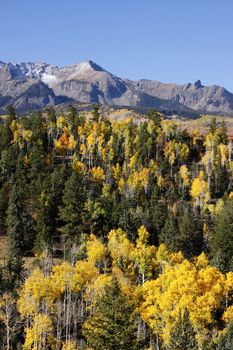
[214,165,229,198]
[150,194,167,243]
[168,309,198,350]
[177,206,203,258]
[6,182,24,281]
[34,190,55,254]
[5,105,16,121]
[0,110,15,152]
[59,171,87,241]
[92,105,101,122]
[83,279,141,350]
[159,212,179,252]
[0,182,10,234]
[216,322,233,350]
[211,198,233,272]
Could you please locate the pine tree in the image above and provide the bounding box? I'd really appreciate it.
[6,182,24,280]
[82,278,141,350]
[59,171,87,241]
[177,206,203,258]
[34,190,55,254]
[159,212,179,252]
[211,198,233,272]
[168,309,198,350]
[216,322,233,350]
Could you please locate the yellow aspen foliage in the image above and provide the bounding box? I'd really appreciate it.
[51,262,74,295]
[179,164,190,186]
[117,177,125,192]
[86,234,106,265]
[157,175,165,188]
[229,161,233,172]
[23,129,33,142]
[190,170,208,205]
[18,268,59,316]
[130,226,157,284]
[67,134,77,150]
[107,135,115,161]
[89,166,105,182]
[141,252,226,346]
[101,183,111,198]
[80,143,87,158]
[218,143,228,167]
[192,128,200,146]
[161,120,178,139]
[149,159,158,176]
[61,341,77,350]
[56,115,65,129]
[179,143,190,161]
[24,154,29,166]
[128,154,138,169]
[54,132,69,154]
[164,140,176,165]
[71,261,99,293]
[108,229,133,268]
[85,274,113,306]
[112,163,121,181]
[73,160,87,174]
[23,313,54,350]
[222,305,233,323]
[10,120,32,149]
[87,131,97,154]
[195,252,209,269]
[128,168,150,192]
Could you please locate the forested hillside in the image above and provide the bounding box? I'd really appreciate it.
[0,105,233,349]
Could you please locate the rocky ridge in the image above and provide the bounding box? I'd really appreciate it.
[0,60,232,115]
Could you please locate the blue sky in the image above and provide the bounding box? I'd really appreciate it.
[1,0,233,90]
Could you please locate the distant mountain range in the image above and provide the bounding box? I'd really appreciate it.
[1,60,233,116]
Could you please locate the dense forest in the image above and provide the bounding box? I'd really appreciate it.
[0,105,233,349]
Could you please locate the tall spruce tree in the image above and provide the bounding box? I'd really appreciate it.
[177,206,203,258]
[216,322,233,350]
[168,309,198,350]
[159,212,179,252]
[211,198,233,272]
[6,182,24,280]
[59,171,87,241]
[82,278,141,350]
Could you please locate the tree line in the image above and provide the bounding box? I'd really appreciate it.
[0,105,232,349]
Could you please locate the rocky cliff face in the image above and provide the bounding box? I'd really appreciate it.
[0,60,233,115]
[127,79,233,114]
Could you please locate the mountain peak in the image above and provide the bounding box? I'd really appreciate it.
[74,60,104,72]
[194,80,203,88]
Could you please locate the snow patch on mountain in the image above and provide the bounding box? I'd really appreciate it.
[41,73,58,86]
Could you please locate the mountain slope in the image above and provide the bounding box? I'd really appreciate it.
[127,79,233,115]
[0,60,233,115]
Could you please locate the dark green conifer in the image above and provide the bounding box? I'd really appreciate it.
[83,278,141,350]
[211,198,233,272]
[59,171,87,240]
[6,182,24,280]
[168,309,198,350]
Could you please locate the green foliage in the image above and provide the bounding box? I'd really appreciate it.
[0,107,232,349]
[6,182,24,280]
[83,278,142,350]
[59,171,87,240]
[216,322,233,350]
[211,199,233,272]
[168,309,198,350]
